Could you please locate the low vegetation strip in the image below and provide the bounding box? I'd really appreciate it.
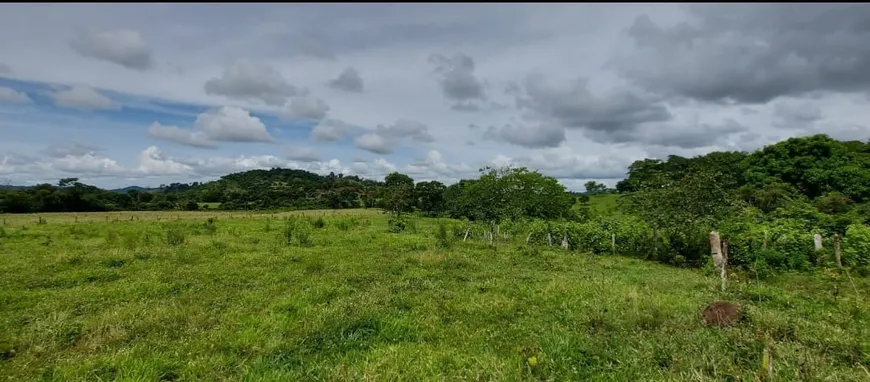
[1,213,868,380]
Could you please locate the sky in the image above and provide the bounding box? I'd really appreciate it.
[1,4,869,190]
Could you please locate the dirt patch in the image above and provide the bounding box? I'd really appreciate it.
[701,301,741,327]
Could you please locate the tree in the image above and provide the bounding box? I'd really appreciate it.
[415,180,446,216]
[584,181,607,194]
[383,172,415,216]
[443,166,572,222]
[58,178,79,188]
[623,168,739,234]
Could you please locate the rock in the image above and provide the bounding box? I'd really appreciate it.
[701,301,741,327]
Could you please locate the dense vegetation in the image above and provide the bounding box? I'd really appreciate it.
[2,134,870,274]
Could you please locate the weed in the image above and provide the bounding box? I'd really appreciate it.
[435,221,452,249]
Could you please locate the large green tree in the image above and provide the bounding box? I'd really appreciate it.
[383,172,415,216]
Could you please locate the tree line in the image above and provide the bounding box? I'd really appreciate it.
[1,134,868,231]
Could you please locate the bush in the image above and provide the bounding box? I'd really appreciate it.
[284,218,313,247]
[844,224,870,267]
[184,201,199,211]
[387,216,406,233]
[164,228,186,246]
[203,218,217,235]
[311,217,326,229]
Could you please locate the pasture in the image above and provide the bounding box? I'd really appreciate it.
[1,210,868,380]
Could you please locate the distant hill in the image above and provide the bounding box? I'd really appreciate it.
[110,186,157,193]
[0,185,32,190]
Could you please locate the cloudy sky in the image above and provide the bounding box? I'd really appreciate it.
[1,4,869,190]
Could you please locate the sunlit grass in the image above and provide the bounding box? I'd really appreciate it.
[0,211,868,380]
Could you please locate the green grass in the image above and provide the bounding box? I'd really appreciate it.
[1,210,869,380]
[587,193,619,212]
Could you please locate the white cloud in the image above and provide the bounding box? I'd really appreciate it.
[53,152,125,175]
[70,28,153,70]
[136,146,192,175]
[204,60,302,106]
[0,87,32,103]
[311,119,355,141]
[147,122,217,149]
[282,96,329,121]
[146,107,273,148]
[49,85,119,110]
[195,106,274,143]
[287,146,320,162]
[355,133,394,154]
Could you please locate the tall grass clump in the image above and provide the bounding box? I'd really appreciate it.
[164,226,186,246]
[284,217,313,246]
[311,216,326,229]
[203,217,218,235]
[435,220,452,249]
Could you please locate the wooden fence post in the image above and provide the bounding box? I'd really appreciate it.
[611,233,616,255]
[833,234,842,268]
[710,231,727,291]
[763,230,768,249]
[814,234,823,251]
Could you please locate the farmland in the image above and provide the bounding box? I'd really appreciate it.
[1,210,868,380]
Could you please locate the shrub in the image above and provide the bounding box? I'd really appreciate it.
[435,221,452,249]
[311,217,326,229]
[164,228,186,246]
[387,216,406,233]
[203,218,217,235]
[184,201,199,211]
[843,224,870,267]
[284,218,313,246]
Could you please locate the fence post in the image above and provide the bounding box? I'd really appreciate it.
[710,231,727,291]
[814,234,823,251]
[763,230,768,249]
[547,233,552,247]
[611,233,616,255]
[833,234,842,268]
[561,234,569,250]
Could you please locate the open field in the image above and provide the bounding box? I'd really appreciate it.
[1,210,869,380]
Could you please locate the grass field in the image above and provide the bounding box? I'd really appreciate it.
[1,210,869,380]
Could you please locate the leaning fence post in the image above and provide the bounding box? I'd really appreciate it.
[525,232,532,245]
[833,234,842,268]
[547,233,552,247]
[710,231,727,291]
